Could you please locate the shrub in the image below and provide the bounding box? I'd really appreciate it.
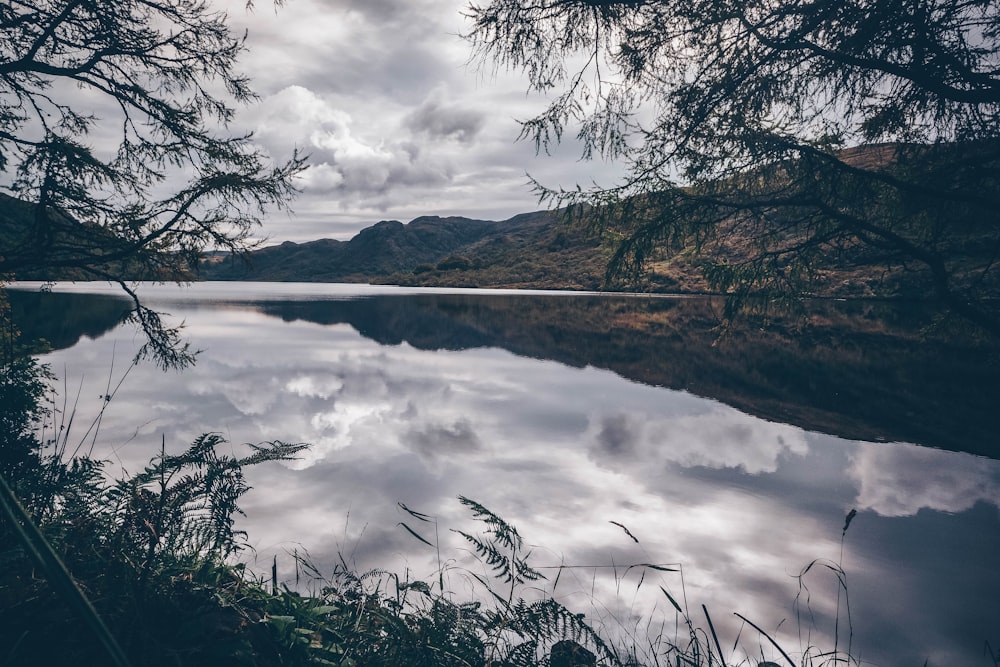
[437,255,474,271]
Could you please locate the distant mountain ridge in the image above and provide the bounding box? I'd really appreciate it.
[199,209,616,290]
[202,215,493,281]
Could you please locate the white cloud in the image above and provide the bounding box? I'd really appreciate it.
[849,441,1000,517]
[247,85,453,201]
[285,374,345,399]
[295,163,345,191]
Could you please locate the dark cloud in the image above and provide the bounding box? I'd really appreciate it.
[404,97,485,143]
[405,418,482,458]
[595,413,636,457]
[232,0,462,101]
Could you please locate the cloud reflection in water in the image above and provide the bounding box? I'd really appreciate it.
[851,442,1000,517]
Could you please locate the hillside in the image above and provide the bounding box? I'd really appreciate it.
[197,201,985,299]
[199,209,615,290]
[198,141,999,301]
[6,141,997,305]
[0,192,185,281]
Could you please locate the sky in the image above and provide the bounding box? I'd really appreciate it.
[222,0,624,243]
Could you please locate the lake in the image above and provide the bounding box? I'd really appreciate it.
[8,281,1000,666]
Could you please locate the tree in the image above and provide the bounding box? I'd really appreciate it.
[465,0,1000,335]
[0,0,304,366]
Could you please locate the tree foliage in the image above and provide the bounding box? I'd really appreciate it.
[0,0,304,365]
[465,0,1000,334]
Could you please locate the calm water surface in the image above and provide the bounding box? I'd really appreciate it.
[11,282,1000,667]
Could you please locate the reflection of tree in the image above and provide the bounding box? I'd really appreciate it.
[258,295,998,457]
[6,289,133,353]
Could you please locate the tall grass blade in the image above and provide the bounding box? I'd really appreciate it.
[0,473,133,667]
[660,586,683,614]
[733,613,795,667]
[842,509,857,537]
[399,521,435,547]
[272,554,278,594]
[398,501,434,522]
[703,604,726,667]
[610,520,639,543]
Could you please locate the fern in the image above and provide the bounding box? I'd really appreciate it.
[448,499,618,667]
[501,638,540,667]
[104,434,307,568]
[455,496,544,587]
[458,496,525,552]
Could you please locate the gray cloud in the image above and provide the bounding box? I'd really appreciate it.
[595,413,636,457]
[405,418,482,459]
[228,0,463,101]
[404,96,486,143]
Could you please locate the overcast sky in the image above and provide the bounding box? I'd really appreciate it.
[221,0,623,243]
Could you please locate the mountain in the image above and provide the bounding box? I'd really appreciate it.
[7,141,997,305]
[196,201,948,296]
[198,142,1000,309]
[198,210,616,290]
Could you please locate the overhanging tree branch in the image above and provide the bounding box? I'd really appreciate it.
[466,0,1000,336]
[0,0,305,366]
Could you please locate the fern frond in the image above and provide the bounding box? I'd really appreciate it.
[501,638,540,667]
[458,496,523,551]
[455,528,518,583]
[514,551,545,583]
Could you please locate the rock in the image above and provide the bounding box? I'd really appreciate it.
[550,640,596,667]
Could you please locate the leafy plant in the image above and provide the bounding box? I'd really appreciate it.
[0,371,308,667]
[105,434,307,566]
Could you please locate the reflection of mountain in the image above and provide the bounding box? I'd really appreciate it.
[259,294,999,458]
[6,289,133,351]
